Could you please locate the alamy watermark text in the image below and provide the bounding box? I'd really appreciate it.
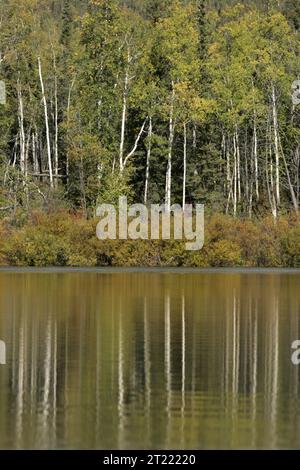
[96,197,204,251]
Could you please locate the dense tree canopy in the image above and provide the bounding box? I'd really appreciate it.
[0,0,299,219]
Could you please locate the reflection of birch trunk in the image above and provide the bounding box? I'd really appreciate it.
[164,292,171,447]
[181,294,186,408]
[180,294,186,447]
[232,294,237,394]
[144,296,151,439]
[43,317,52,411]
[251,301,258,396]
[232,290,240,443]
[165,293,171,398]
[225,289,240,438]
[225,297,231,394]
[250,297,258,447]
[12,310,17,390]
[232,292,240,396]
[30,315,38,414]
[292,295,299,398]
[96,307,101,440]
[191,305,197,425]
[118,303,125,448]
[264,281,279,447]
[16,318,25,446]
[52,319,57,441]
[270,293,279,447]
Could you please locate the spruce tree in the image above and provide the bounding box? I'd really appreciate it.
[61,0,72,47]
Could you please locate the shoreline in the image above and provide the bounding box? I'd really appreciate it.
[0,267,300,274]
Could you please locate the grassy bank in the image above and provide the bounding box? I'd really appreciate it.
[0,211,300,268]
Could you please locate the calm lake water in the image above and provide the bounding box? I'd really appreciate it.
[0,270,300,449]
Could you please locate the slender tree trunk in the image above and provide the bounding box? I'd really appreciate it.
[25,128,31,180]
[165,82,175,211]
[271,85,280,206]
[66,78,75,182]
[123,119,147,170]
[253,113,259,201]
[235,127,241,202]
[266,118,277,220]
[38,57,53,188]
[244,127,252,217]
[53,52,59,186]
[233,133,237,216]
[12,137,17,168]
[144,116,152,205]
[17,80,26,176]
[295,146,300,205]
[280,141,299,215]
[33,129,39,174]
[24,129,31,206]
[221,131,226,195]
[119,69,129,173]
[270,155,276,217]
[225,134,231,197]
[183,121,187,209]
[79,152,87,217]
[193,124,197,151]
[272,85,298,214]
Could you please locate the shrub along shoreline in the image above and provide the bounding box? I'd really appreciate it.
[0,211,300,268]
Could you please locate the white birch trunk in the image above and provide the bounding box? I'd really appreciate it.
[32,130,39,174]
[280,141,299,214]
[66,78,75,182]
[233,133,237,216]
[119,70,129,173]
[144,116,152,205]
[165,82,175,211]
[235,127,241,202]
[266,120,277,220]
[53,52,59,185]
[253,113,259,201]
[38,57,53,188]
[17,80,26,175]
[123,119,147,170]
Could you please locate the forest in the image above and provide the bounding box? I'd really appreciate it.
[0,0,300,267]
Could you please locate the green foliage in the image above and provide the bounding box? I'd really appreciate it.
[96,171,133,206]
[281,226,300,267]
[1,210,300,267]
[6,230,71,266]
[0,0,300,268]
